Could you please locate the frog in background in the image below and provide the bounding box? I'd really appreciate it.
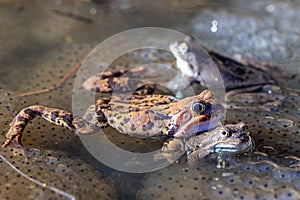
[168,36,285,110]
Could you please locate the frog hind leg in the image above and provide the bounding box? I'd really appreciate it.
[83,66,157,94]
[2,105,107,148]
[84,66,175,95]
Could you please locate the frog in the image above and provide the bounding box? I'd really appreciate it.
[3,54,253,166]
[162,122,253,167]
[2,89,224,148]
[168,36,285,110]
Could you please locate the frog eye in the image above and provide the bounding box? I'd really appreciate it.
[178,42,188,54]
[220,129,231,138]
[243,124,248,131]
[191,102,206,114]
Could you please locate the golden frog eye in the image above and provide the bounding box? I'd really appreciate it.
[220,129,231,138]
[191,102,206,114]
[178,42,188,54]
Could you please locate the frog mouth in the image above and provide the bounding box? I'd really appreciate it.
[214,136,253,153]
[173,114,223,137]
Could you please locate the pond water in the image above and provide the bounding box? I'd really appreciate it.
[0,0,299,199]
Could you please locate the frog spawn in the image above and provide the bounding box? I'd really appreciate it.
[137,154,300,200]
[138,77,300,199]
[0,45,178,199]
[0,46,122,199]
[2,47,300,200]
[0,148,116,200]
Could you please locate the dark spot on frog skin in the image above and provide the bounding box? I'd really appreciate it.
[107,77,114,89]
[147,121,154,129]
[63,114,75,129]
[110,71,123,78]
[154,113,171,120]
[51,111,59,122]
[123,118,130,123]
[142,125,147,131]
[97,115,107,125]
[131,124,136,131]
[147,110,155,114]
[128,106,140,112]
[94,87,100,93]
[168,126,175,136]
[17,116,29,124]
[109,119,115,124]
[24,108,36,118]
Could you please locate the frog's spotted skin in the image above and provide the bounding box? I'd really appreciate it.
[82,66,159,94]
[101,90,223,138]
[2,106,99,147]
[162,122,253,163]
[3,90,224,148]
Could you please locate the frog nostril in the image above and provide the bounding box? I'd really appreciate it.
[240,134,248,141]
[238,122,248,131]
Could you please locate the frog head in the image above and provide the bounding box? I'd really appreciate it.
[168,90,224,137]
[169,36,208,79]
[190,122,253,155]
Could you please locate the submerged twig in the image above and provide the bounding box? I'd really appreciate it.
[52,9,94,24]
[15,35,125,98]
[15,61,83,97]
[0,155,76,200]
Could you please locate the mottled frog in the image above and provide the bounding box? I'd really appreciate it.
[2,90,224,148]
[162,122,253,166]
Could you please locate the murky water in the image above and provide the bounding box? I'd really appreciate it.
[0,0,299,199]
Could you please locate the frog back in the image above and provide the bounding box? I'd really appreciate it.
[100,94,178,137]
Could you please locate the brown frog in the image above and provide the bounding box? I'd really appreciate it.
[2,89,224,148]
[162,122,253,167]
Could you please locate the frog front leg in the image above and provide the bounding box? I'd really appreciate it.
[2,104,108,148]
[161,138,186,163]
